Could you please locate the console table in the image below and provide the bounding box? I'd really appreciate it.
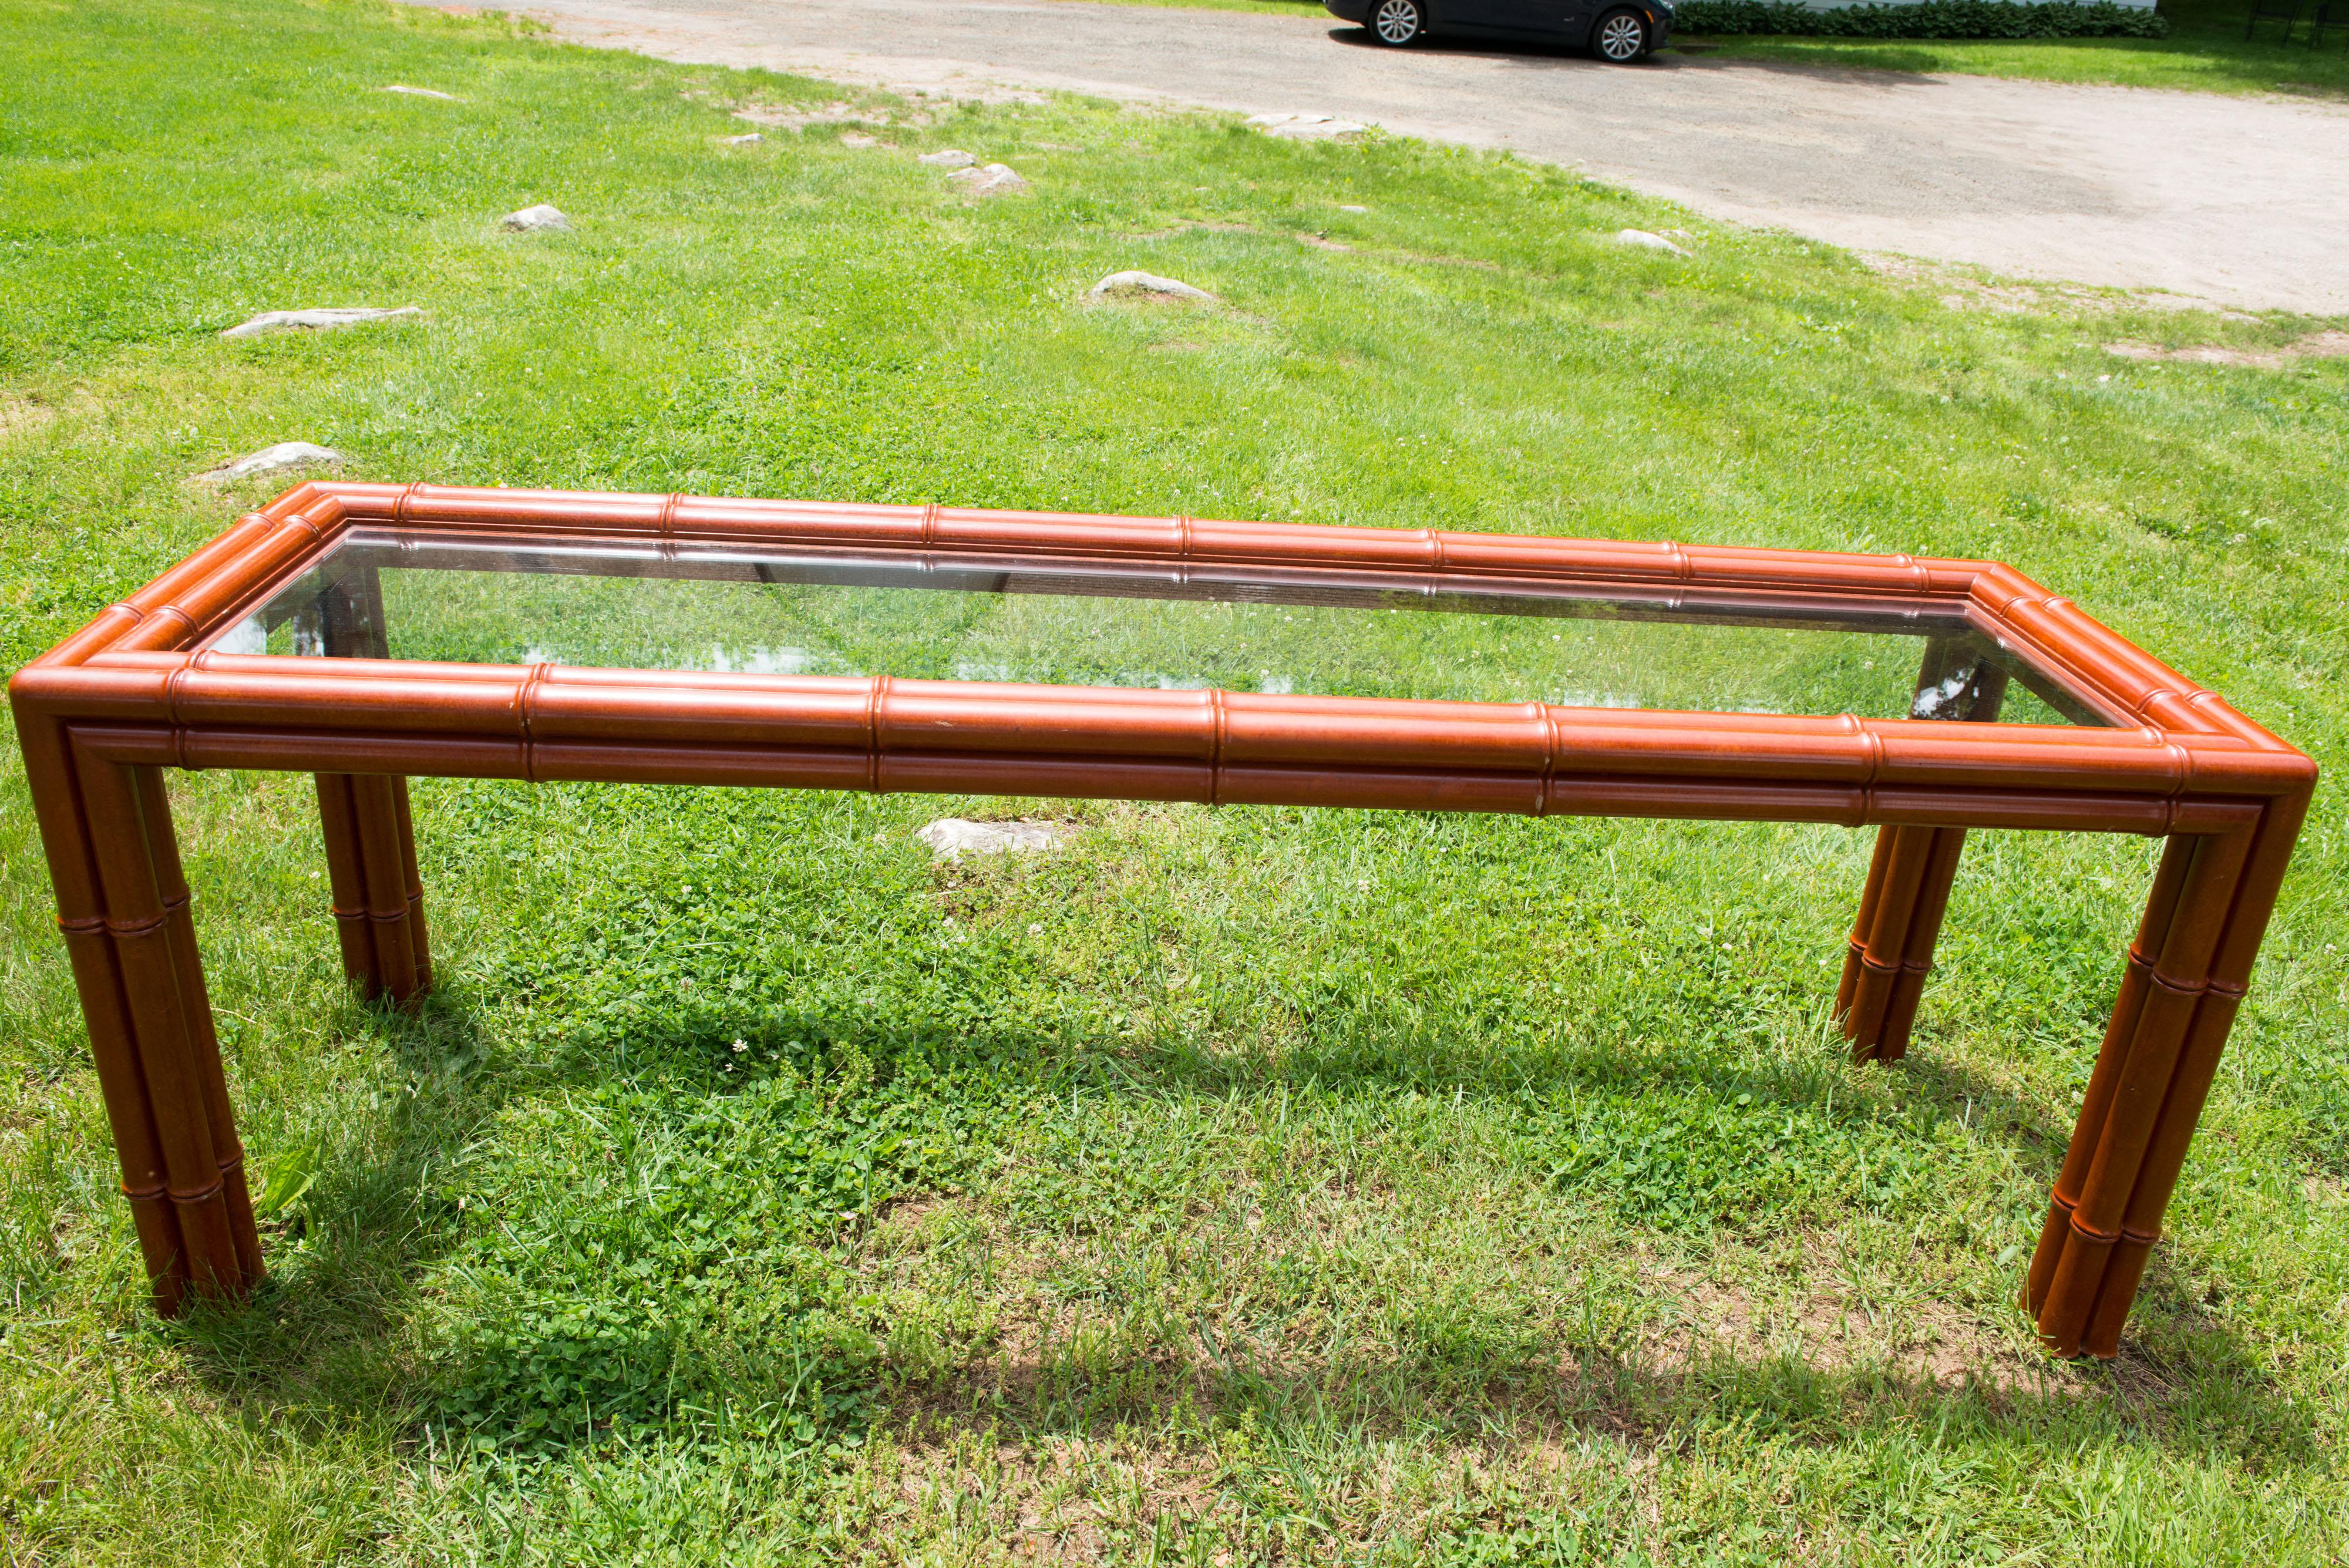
[10,483,2312,1359]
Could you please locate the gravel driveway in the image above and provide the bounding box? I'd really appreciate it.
[487,0,2349,312]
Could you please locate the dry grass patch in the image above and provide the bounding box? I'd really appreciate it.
[2105,331,2349,369]
[0,395,58,439]
[1862,254,2260,320]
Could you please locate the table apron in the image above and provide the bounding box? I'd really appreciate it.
[60,722,2263,836]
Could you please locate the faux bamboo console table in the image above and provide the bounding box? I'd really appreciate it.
[11,483,2313,1358]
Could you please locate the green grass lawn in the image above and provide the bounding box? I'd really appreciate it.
[1687,0,2349,98]
[4,0,2348,1562]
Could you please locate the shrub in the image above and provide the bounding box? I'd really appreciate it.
[1676,0,2170,39]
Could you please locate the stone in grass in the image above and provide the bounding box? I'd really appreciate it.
[917,818,1073,862]
[1244,112,1369,140]
[1088,271,1217,304]
[1614,228,1688,255]
[193,442,342,487]
[918,148,977,169]
[502,203,571,232]
[944,163,1029,197]
[1338,204,1369,214]
[219,305,421,340]
[722,132,763,145]
[381,85,460,100]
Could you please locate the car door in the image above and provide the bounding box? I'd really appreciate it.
[1447,0,1579,33]
[1431,0,1573,34]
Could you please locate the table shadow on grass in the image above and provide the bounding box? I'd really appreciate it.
[155,987,545,1423]
[152,977,2317,1475]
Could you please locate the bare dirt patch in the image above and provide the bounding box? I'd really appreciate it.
[1862,254,2259,320]
[2104,331,2349,369]
[728,98,892,131]
[0,396,60,439]
[1639,1260,2055,1392]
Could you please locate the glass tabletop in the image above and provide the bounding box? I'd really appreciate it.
[210,530,2100,726]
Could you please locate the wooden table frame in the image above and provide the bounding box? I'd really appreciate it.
[9,482,2314,1359]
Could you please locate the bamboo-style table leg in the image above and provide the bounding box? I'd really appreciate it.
[306,561,433,1006]
[2027,787,2306,1357]
[316,773,432,1004]
[39,733,264,1314]
[1836,637,2010,1062]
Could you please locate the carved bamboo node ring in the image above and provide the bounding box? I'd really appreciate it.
[2067,1214,2122,1246]
[864,674,890,793]
[517,661,550,782]
[103,911,172,938]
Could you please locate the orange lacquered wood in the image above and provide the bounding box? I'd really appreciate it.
[6,485,2314,1347]
[317,773,379,991]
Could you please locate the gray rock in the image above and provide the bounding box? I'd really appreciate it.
[1245,112,1369,140]
[722,132,763,146]
[219,306,421,340]
[1088,270,1217,303]
[194,442,343,486]
[919,148,977,169]
[944,162,1029,197]
[381,85,459,101]
[916,818,1072,861]
[1614,228,1688,255]
[502,203,571,233]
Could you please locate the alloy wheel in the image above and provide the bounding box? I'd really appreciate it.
[1596,12,1646,60]
[1373,0,1422,43]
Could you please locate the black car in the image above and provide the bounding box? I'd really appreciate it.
[1324,0,1672,61]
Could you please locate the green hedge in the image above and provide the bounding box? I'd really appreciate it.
[1675,1,2170,38]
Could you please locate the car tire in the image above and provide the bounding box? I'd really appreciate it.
[1591,7,1650,62]
[1367,0,1427,46]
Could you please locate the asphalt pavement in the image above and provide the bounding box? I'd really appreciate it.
[477,0,2349,311]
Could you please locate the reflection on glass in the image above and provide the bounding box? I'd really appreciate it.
[213,530,2098,726]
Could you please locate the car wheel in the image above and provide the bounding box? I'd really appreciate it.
[1591,8,1650,62]
[1368,0,1427,46]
